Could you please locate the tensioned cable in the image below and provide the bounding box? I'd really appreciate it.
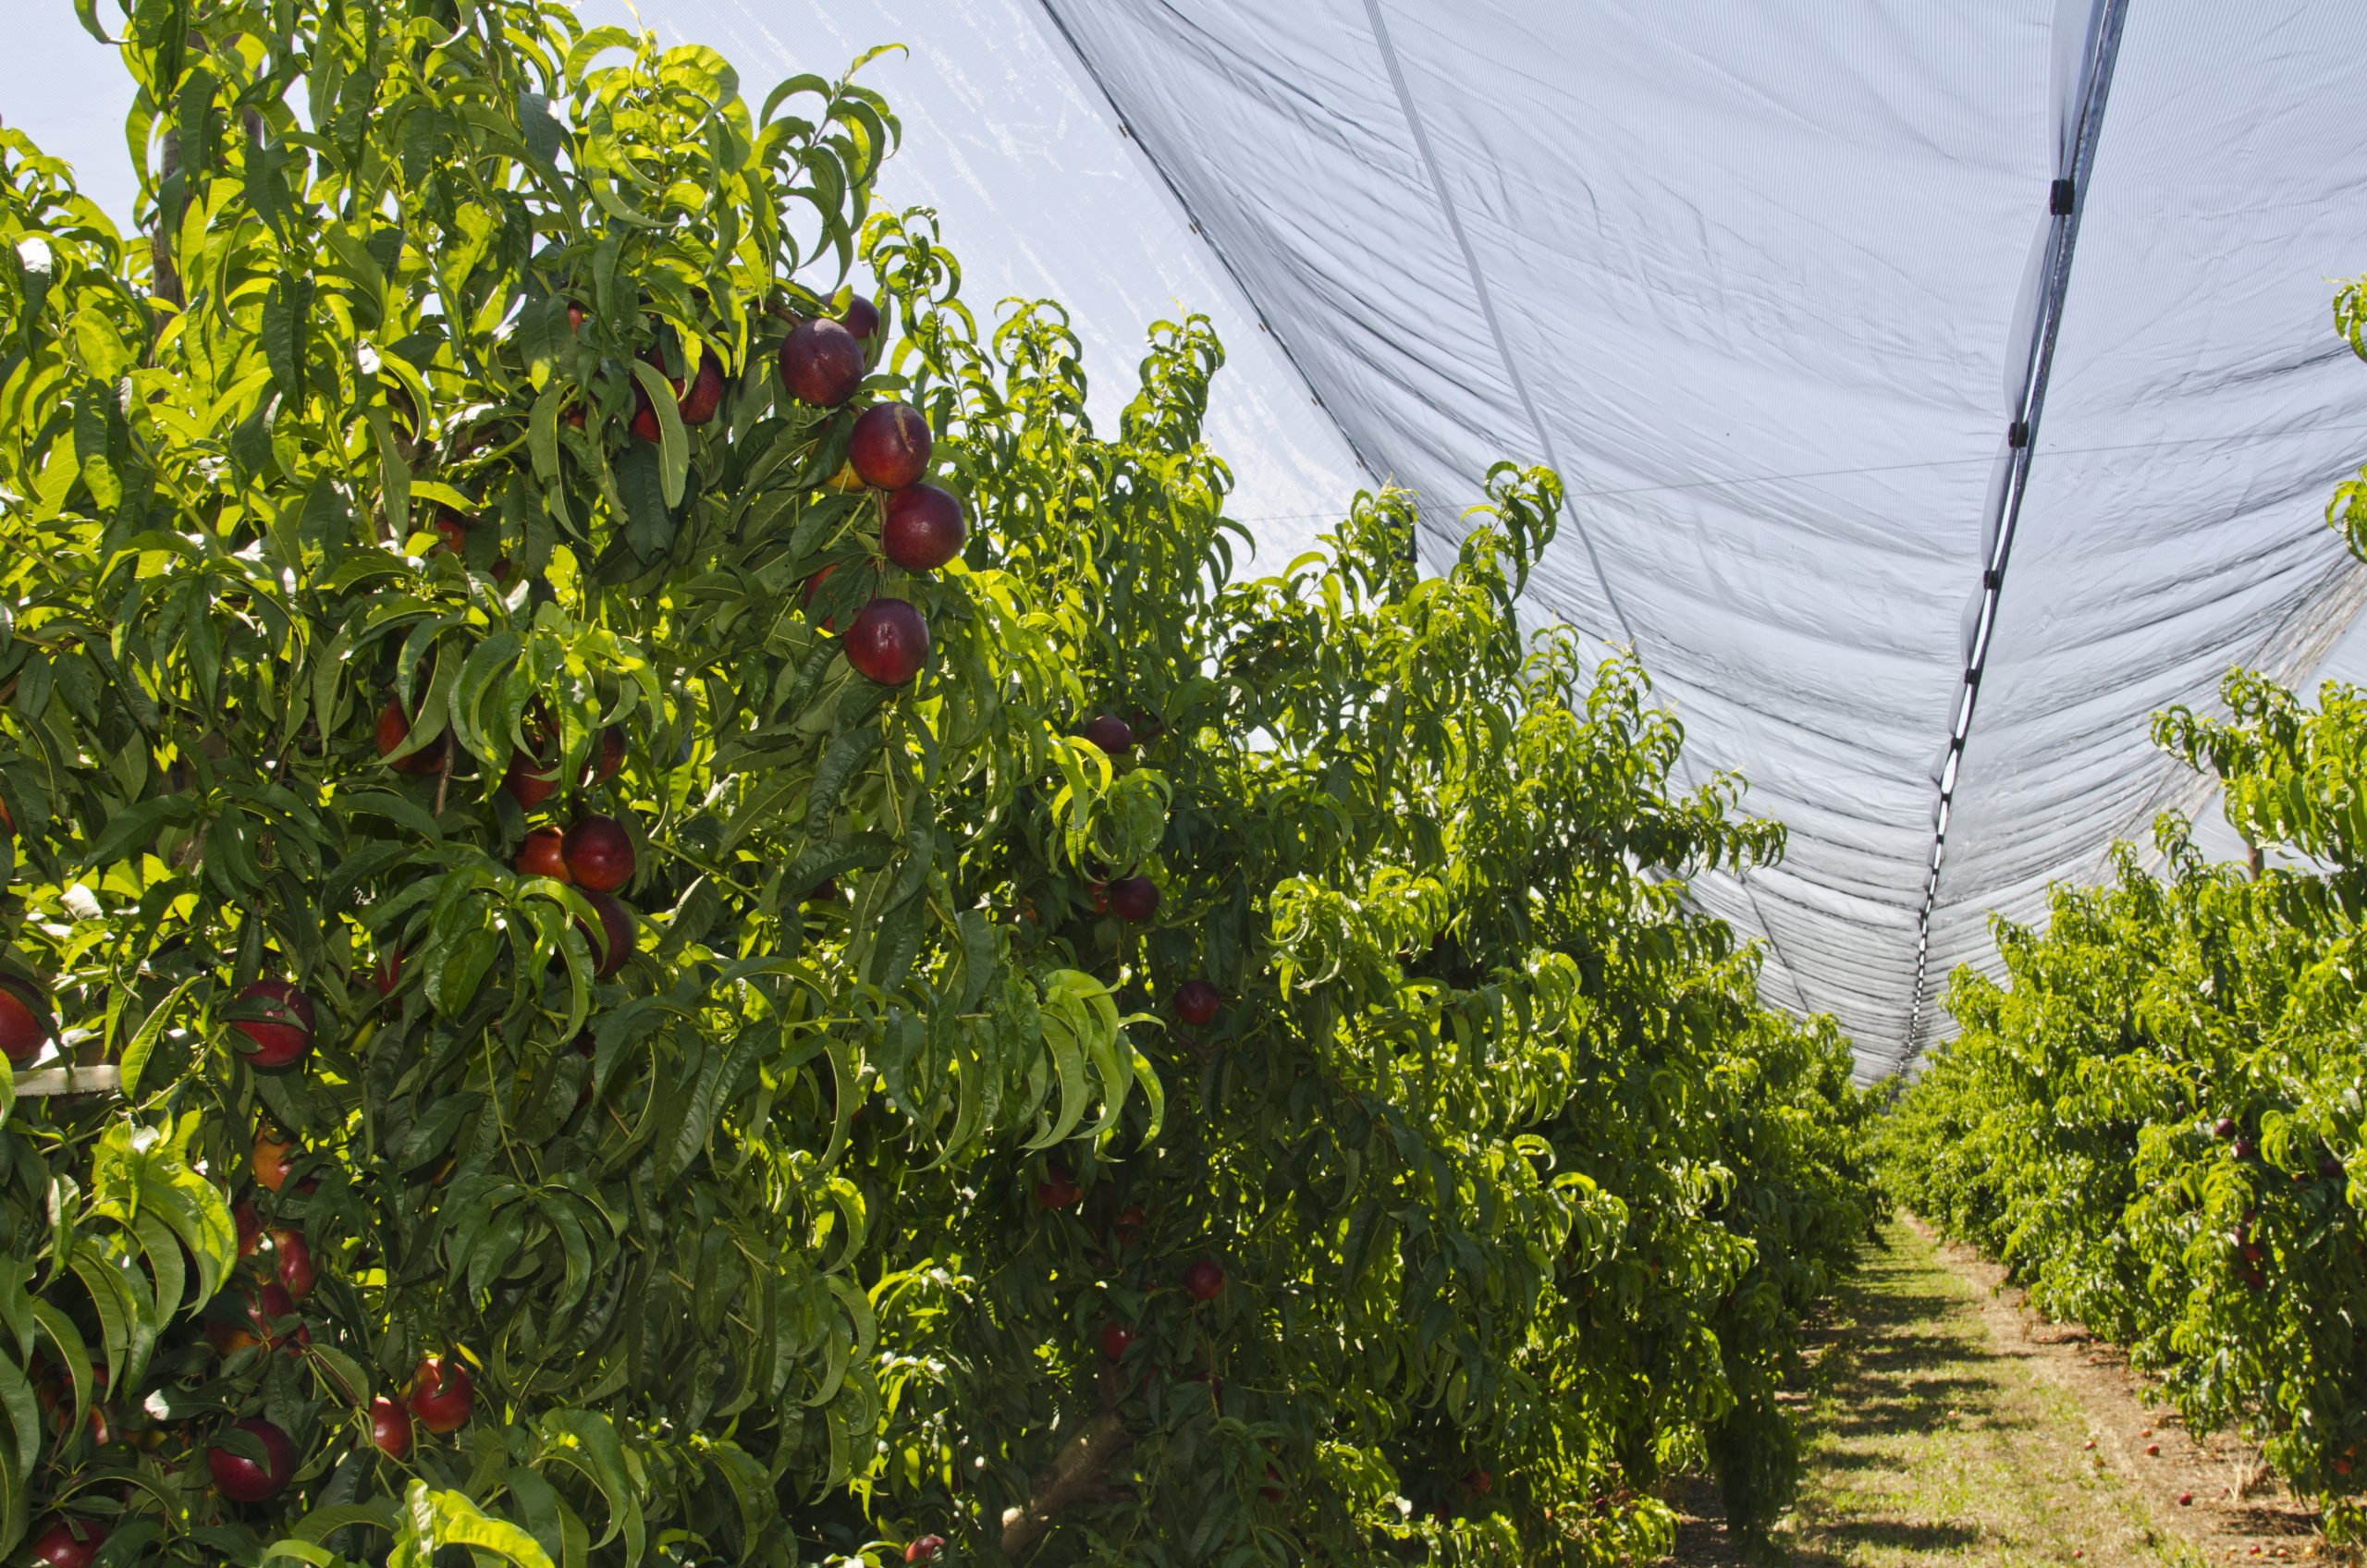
[1029,1,1388,496]
[1899,0,2133,1070]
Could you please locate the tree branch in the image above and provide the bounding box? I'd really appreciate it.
[997,1403,1133,1559]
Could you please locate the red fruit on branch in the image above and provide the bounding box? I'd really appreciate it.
[28,1517,105,1567]
[515,828,570,882]
[1258,1464,1285,1502]
[562,815,635,892]
[0,979,53,1065]
[1463,1466,1492,1495]
[502,741,558,808]
[631,350,728,440]
[1107,876,1159,923]
[234,1202,264,1263]
[1112,1205,1147,1246]
[252,1125,297,1193]
[1081,715,1134,756]
[840,295,880,344]
[232,979,316,1070]
[1034,1177,1083,1209]
[2213,1117,2238,1139]
[209,1417,297,1501]
[2234,1137,2258,1160]
[1174,980,1221,1027]
[432,511,470,557]
[849,401,932,490]
[375,698,448,777]
[272,1227,315,1299]
[576,891,636,978]
[373,947,404,997]
[584,725,628,787]
[779,318,865,407]
[209,1280,300,1354]
[677,352,726,424]
[881,484,966,572]
[1098,1323,1135,1362]
[845,599,930,685]
[2322,1157,2347,1179]
[1183,1258,1225,1302]
[369,1396,412,1459]
[407,1354,475,1435]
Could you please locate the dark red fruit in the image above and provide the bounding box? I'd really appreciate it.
[805,878,840,904]
[1464,1467,1492,1495]
[1081,715,1134,756]
[576,891,635,978]
[2323,1157,2347,1179]
[272,1227,315,1299]
[252,1126,297,1193]
[373,948,404,997]
[407,1354,474,1435]
[849,401,932,490]
[2214,1117,2238,1139]
[376,698,448,777]
[1183,1258,1225,1302]
[562,815,635,892]
[232,979,316,1070]
[2234,1137,2258,1160]
[881,484,966,572]
[515,828,570,882]
[1099,1322,1135,1362]
[432,511,470,557]
[234,1202,264,1263]
[1258,1464,1284,1502]
[370,1396,412,1459]
[0,980,52,1065]
[1174,981,1221,1027]
[678,352,726,424]
[580,726,628,788]
[1112,1205,1147,1246]
[840,295,880,344]
[502,741,558,808]
[845,599,930,685]
[1107,876,1159,924]
[28,1517,105,1567]
[631,351,728,440]
[1035,1178,1082,1210]
[209,1280,300,1355]
[779,318,865,407]
[209,1417,297,1501]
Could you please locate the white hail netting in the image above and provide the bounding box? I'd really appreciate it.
[18,1,2367,1075]
[1019,0,2367,1077]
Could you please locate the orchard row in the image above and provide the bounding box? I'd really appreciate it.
[0,4,1871,1564]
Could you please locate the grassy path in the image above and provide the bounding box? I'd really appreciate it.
[1673,1219,2209,1567]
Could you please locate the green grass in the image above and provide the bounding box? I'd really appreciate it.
[1766,1219,2207,1568]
